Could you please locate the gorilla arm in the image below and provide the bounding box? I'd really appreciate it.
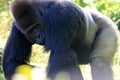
[2,22,32,80]
[90,10,118,80]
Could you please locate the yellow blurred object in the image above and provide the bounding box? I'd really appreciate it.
[13,65,49,80]
[15,65,33,80]
[55,71,71,80]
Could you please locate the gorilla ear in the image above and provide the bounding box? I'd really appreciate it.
[10,0,34,19]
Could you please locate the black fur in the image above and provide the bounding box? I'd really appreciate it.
[3,22,32,79]
[2,0,118,80]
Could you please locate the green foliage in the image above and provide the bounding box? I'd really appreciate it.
[0,0,7,11]
[0,0,13,11]
[94,1,120,29]
[0,48,4,80]
[72,0,120,30]
[0,1,13,79]
[72,0,88,7]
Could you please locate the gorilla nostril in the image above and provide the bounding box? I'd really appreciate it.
[37,33,41,38]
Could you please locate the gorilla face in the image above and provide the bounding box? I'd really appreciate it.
[24,22,45,45]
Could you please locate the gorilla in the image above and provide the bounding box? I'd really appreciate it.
[2,0,118,80]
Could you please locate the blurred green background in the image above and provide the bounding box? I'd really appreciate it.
[0,0,120,80]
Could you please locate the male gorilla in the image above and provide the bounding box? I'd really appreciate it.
[2,0,118,80]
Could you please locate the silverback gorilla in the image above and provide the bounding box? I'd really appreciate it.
[2,0,118,80]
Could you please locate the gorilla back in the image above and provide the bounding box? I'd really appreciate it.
[2,0,118,80]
